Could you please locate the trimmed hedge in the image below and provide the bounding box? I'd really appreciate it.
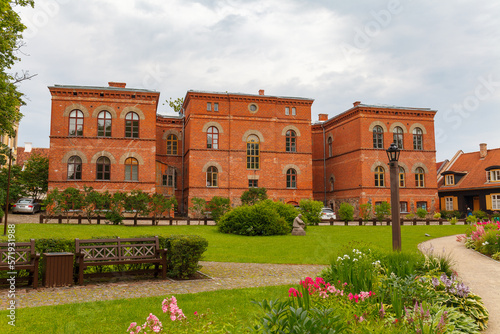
[218,200,290,236]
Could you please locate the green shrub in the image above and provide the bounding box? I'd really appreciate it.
[338,202,354,222]
[270,201,300,231]
[472,210,487,220]
[433,212,441,219]
[465,215,477,224]
[405,213,415,220]
[240,187,268,205]
[375,201,391,221]
[164,235,209,279]
[217,200,289,236]
[359,203,372,220]
[298,199,323,225]
[416,208,427,219]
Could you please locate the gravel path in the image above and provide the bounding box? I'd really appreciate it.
[420,236,500,334]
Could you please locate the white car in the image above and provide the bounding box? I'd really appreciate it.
[320,208,336,220]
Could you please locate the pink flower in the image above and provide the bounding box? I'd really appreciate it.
[319,290,328,298]
[194,311,198,315]
[348,293,354,300]
[127,322,137,331]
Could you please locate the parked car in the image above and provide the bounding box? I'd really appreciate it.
[320,207,336,220]
[12,198,41,214]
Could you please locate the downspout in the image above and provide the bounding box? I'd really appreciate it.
[227,93,231,201]
[321,122,327,206]
[181,108,186,215]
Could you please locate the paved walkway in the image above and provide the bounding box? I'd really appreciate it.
[420,236,500,334]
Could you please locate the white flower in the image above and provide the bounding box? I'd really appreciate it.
[482,241,489,246]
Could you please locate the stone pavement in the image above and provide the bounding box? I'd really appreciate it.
[420,236,500,334]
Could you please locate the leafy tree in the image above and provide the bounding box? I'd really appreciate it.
[0,0,35,138]
[149,194,177,224]
[360,203,373,220]
[124,190,151,224]
[81,186,111,224]
[0,164,25,208]
[44,188,63,217]
[338,202,354,222]
[240,187,268,206]
[166,97,184,113]
[190,197,206,221]
[299,199,323,225]
[375,201,391,221]
[105,191,127,225]
[60,187,84,223]
[207,196,231,223]
[21,152,48,201]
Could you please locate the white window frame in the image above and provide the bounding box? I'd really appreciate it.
[291,107,296,115]
[490,170,500,182]
[445,197,454,211]
[492,194,500,210]
[285,107,290,115]
[206,102,211,111]
[214,103,219,112]
[445,174,454,185]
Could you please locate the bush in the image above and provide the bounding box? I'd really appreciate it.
[375,201,391,221]
[472,210,487,220]
[338,202,354,222]
[359,203,372,220]
[217,200,289,236]
[450,217,458,225]
[433,212,442,219]
[466,215,477,224]
[270,201,300,231]
[299,199,323,225]
[416,208,427,219]
[164,235,209,279]
[240,187,268,205]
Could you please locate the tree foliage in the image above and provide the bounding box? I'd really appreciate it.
[166,97,184,113]
[0,0,35,138]
[299,199,323,225]
[338,202,354,222]
[240,187,268,206]
[21,152,48,201]
[207,196,230,223]
[375,201,391,221]
[190,197,207,219]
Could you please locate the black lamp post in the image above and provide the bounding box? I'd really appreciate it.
[386,143,401,251]
[3,148,12,236]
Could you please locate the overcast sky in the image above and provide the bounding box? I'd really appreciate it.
[12,0,500,162]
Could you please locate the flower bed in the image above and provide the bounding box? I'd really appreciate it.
[458,221,500,260]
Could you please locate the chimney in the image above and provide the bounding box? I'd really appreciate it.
[25,142,32,153]
[108,82,126,88]
[318,114,328,121]
[353,101,361,107]
[258,89,265,95]
[480,143,487,159]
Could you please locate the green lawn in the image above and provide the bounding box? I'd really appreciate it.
[0,285,291,334]
[3,224,468,264]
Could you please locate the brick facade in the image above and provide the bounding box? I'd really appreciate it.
[312,102,438,216]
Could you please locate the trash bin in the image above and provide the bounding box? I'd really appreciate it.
[43,252,74,287]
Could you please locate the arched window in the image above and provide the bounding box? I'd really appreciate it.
[415,167,425,187]
[125,112,139,138]
[373,125,384,149]
[207,126,218,149]
[206,166,218,187]
[166,134,178,155]
[96,156,111,180]
[247,135,260,169]
[69,110,84,136]
[393,126,404,149]
[286,130,296,152]
[125,157,138,181]
[97,111,112,137]
[330,177,334,192]
[328,137,332,157]
[286,168,297,188]
[375,166,385,187]
[413,127,423,150]
[67,156,82,180]
[399,166,405,187]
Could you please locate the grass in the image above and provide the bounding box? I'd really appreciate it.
[0,285,291,333]
[2,224,468,264]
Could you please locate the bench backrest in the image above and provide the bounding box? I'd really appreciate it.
[75,237,160,262]
[0,239,36,267]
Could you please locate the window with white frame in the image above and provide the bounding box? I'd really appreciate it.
[291,107,296,115]
[445,174,454,185]
[206,102,211,111]
[492,194,500,210]
[214,103,219,111]
[489,170,500,182]
[285,107,290,115]
[445,197,454,211]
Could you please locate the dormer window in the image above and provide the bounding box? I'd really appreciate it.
[445,174,455,185]
[485,166,500,182]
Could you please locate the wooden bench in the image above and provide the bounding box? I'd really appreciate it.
[0,239,40,289]
[75,236,167,284]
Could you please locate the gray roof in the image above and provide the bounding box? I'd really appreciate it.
[187,89,314,101]
[49,84,158,93]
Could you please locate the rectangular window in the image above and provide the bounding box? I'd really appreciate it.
[417,201,427,210]
[207,102,211,111]
[285,107,290,115]
[445,175,454,185]
[292,107,296,115]
[162,175,168,186]
[249,179,258,188]
[490,170,500,182]
[492,195,500,210]
[445,197,454,211]
[400,202,408,213]
[214,103,219,111]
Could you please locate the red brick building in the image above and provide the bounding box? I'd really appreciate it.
[48,82,159,193]
[311,102,439,216]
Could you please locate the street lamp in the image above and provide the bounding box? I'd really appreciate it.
[386,143,401,251]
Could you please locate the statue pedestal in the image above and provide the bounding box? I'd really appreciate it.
[291,228,306,236]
